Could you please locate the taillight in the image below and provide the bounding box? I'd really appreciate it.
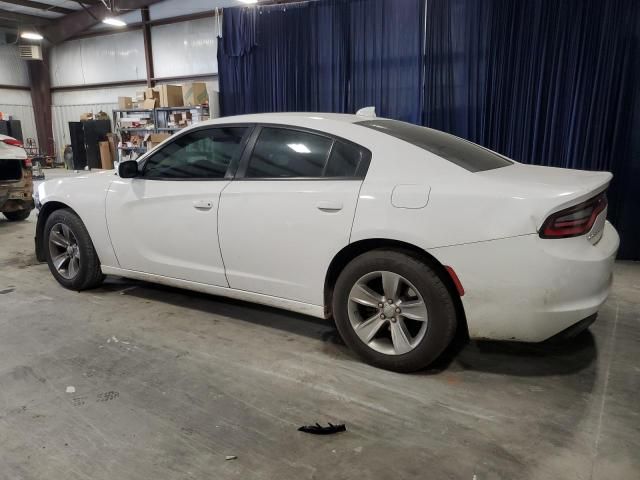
[2,138,23,148]
[540,193,607,239]
[23,158,32,168]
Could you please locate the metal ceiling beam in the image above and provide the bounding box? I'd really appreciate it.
[42,0,163,44]
[2,0,74,15]
[68,0,104,5]
[0,9,52,26]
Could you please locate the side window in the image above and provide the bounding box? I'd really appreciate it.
[143,127,247,179]
[324,141,366,177]
[245,127,333,178]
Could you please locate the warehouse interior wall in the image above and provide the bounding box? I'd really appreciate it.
[0,45,38,148]
[0,44,29,86]
[47,9,221,161]
[0,89,38,148]
[151,17,219,78]
[51,86,145,157]
[49,31,148,88]
[50,78,220,157]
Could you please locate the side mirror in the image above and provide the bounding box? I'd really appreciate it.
[118,160,139,178]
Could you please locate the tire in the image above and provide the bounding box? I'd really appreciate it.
[3,209,31,221]
[44,208,105,290]
[332,249,457,372]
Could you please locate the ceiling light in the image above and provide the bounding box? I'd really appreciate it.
[238,0,258,4]
[20,32,43,40]
[287,144,311,154]
[102,17,127,27]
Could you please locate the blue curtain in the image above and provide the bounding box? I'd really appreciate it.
[217,6,258,115]
[424,0,640,259]
[348,0,424,123]
[217,0,423,120]
[217,1,350,115]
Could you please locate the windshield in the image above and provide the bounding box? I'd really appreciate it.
[356,119,512,172]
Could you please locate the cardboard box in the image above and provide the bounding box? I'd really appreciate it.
[145,88,159,100]
[155,85,183,107]
[99,141,113,170]
[182,82,209,106]
[143,98,157,109]
[135,91,146,102]
[106,133,117,164]
[118,96,133,110]
[146,133,171,150]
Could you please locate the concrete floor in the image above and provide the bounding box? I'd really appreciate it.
[0,169,639,480]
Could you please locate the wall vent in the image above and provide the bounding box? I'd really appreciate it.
[18,45,43,60]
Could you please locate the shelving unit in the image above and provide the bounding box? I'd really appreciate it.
[112,106,210,162]
[155,106,210,133]
[113,108,156,162]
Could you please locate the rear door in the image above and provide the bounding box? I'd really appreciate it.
[218,125,370,305]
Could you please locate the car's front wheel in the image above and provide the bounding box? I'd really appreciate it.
[332,250,457,372]
[44,208,104,290]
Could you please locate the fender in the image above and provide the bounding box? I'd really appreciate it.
[35,171,119,268]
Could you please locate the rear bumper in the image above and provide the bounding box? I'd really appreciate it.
[547,313,598,341]
[0,197,35,213]
[430,221,619,342]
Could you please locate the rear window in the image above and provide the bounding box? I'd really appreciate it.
[356,119,512,172]
[325,141,366,177]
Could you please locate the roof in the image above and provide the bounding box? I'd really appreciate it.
[202,112,368,126]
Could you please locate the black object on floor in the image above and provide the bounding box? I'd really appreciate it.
[298,423,346,435]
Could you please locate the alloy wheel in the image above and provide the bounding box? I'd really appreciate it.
[347,271,429,355]
[48,223,81,280]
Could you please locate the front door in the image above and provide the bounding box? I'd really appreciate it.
[106,126,250,286]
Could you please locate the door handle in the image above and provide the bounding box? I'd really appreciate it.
[316,201,343,212]
[193,200,213,211]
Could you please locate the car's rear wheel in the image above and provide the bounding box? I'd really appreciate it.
[44,209,104,290]
[3,210,31,221]
[332,250,456,372]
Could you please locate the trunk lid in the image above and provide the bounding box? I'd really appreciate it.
[477,162,612,230]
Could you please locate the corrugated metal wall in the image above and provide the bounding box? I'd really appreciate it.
[0,46,37,148]
[0,45,29,86]
[50,15,221,156]
[149,0,235,20]
[0,89,38,148]
[49,31,147,88]
[151,16,219,77]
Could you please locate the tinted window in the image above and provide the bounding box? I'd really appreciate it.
[356,119,512,172]
[324,141,365,177]
[246,128,333,178]
[143,127,246,179]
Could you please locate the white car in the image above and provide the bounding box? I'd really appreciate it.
[35,113,619,372]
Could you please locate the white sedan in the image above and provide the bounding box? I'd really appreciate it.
[35,113,619,372]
